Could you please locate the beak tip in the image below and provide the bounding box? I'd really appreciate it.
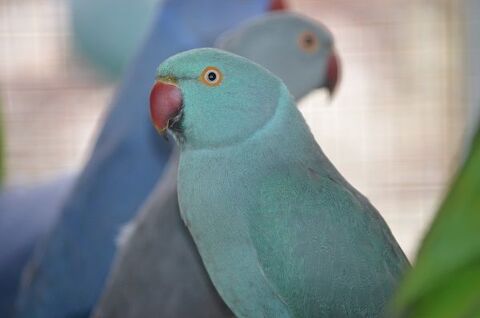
[327,90,334,100]
[327,83,336,98]
[154,125,170,140]
[156,126,167,134]
[324,50,340,97]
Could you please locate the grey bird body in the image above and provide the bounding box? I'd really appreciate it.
[92,153,231,318]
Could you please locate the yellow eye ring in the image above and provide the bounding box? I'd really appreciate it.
[200,66,223,86]
[298,31,319,54]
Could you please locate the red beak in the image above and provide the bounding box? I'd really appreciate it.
[149,81,183,135]
[269,0,288,11]
[325,51,340,96]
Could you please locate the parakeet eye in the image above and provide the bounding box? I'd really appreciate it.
[298,31,319,53]
[200,66,223,86]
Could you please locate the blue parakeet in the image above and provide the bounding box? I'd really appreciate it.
[13,1,282,317]
[93,13,338,318]
[149,48,410,317]
[70,0,158,78]
[390,119,480,317]
[0,175,74,317]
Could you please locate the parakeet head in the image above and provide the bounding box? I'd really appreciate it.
[216,12,340,99]
[150,48,288,149]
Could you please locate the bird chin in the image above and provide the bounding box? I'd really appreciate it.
[168,111,185,143]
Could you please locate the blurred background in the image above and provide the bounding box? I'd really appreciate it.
[0,0,473,260]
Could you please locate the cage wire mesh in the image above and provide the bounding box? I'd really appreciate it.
[0,0,113,182]
[0,0,467,260]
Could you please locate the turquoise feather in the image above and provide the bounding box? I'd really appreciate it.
[156,48,409,317]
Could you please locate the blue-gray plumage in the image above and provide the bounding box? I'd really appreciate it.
[93,14,339,318]
[150,48,410,317]
[0,175,73,317]
[92,152,232,318]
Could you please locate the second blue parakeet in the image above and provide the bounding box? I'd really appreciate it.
[70,0,158,79]
[0,175,74,317]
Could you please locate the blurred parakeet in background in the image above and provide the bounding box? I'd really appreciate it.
[70,0,158,79]
[391,120,480,318]
[93,13,339,318]
[13,1,283,317]
[216,12,339,100]
[93,153,232,318]
[0,176,74,317]
[150,48,409,317]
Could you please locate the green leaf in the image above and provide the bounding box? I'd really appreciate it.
[390,124,480,317]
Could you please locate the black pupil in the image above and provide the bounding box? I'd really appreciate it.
[305,35,313,45]
[208,72,217,81]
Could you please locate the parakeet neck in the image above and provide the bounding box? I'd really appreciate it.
[180,86,324,173]
[253,89,323,164]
